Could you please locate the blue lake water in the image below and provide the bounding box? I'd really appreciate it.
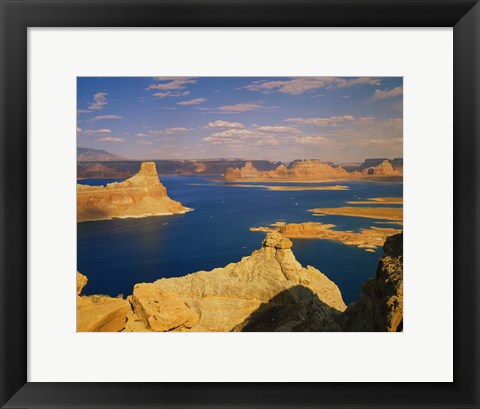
[77,175,403,304]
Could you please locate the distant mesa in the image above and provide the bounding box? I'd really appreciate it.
[76,157,403,180]
[223,158,402,182]
[353,159,402,177]
[77,159,280,179]
[77,161,191,222]
[224,159,348,182]
[77,231,403,332]
[77,147,127,161]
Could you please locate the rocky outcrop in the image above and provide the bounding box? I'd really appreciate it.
[340,233,403,331]
[349,159,403,177]
[224,161,260,179]
[77,272,88,295]
[77,232,403,332]
[124,231,346,332]
[76,272,130,332]
[77,162,191,222]
[286,159,348,179]
[357,158,403,172]
[359,159,402,176]
[224,159,348,181]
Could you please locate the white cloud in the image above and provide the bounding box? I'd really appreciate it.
[148,78,196,91]
[204,120,245,129]
[88,92,108,110]
[98,137,124,142]
[77,127,111,135]
[89,115,122,121]
[177,98,207,106]
[153,91,190,98]
[372,86,403,100]
[136,127,193,137]
[242,77,381,94]
[203,123,299,145]
[296,136,328,145]
[137,140,154,145]
[77,109,91,114]
[253,125,300,134]
[215,103,268,113]
[356,116,376,123]
[285,116,355,126]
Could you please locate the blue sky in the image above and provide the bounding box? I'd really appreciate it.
[77,77,403,162]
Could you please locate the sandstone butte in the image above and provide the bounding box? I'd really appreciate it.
[223,159,402,182]
[77,231,403,332]
[77,162,191,222]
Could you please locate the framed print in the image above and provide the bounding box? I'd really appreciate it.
[1,0,479,408]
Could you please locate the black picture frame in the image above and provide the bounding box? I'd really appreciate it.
[1,1,479,408]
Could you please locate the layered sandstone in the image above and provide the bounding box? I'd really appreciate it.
[76,272,130,332]
[77,162,191,222]
[76,233,403,332]
[224,159,402,182]
[126,231,346,332]
[224,160,348,182]
[354,159,403,177]
[341,233,403,331]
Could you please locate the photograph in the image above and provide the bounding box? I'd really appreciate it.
[76,76,403,332]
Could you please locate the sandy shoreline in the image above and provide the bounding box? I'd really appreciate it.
[311,206,403,221]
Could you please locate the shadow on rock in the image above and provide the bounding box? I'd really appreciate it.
[233,285,343,332]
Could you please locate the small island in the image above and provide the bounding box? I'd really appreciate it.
[310,206,403,221]
[251,222,401,251]
[77,162,191,222]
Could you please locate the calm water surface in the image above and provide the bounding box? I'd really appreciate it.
[77,175,403,304]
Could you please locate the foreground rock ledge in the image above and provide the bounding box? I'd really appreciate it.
[77,161,191,222]
[77,231,403,332]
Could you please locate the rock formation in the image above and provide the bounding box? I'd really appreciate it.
[76,232,403,332]
[340,233,403,331]
[251,222,401,251]
[223,161,260,179]
[126,231,346,332]
[77,162,191,222]
[358,159,403,176]
[287,159,348,179]
[76,272,131,332]
[224,159,348,181]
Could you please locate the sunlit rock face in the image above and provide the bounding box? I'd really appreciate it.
[77,161,191,222]
[76,232,403,332]
[340,232,403,332]
[76,272,130,332]
[125,231,346,332]
[224,159,348,181]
